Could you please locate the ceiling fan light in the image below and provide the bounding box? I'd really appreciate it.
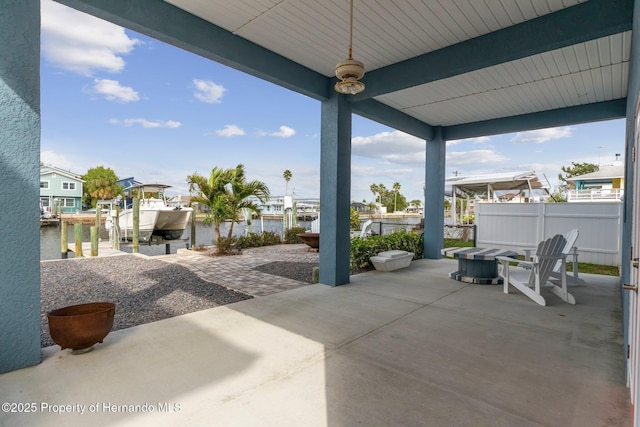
[334,0,365,95]
[335,59,365,95]
[335,79,365,95]
[335,58,365,80]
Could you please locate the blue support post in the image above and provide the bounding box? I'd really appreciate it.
[319,90,352,286]
[620,0,640,382]
[0,0,42,373]
[423,127,445,259]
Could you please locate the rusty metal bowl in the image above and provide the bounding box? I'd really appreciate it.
[47,302,115,354]
[297,232,319,249]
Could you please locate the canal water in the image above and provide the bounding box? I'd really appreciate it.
[40,217,422,260]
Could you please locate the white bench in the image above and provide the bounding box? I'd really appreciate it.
[370,250,414,272]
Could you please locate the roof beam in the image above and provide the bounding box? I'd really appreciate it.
[443,99,627,141]
[53,0,330,101]
[350,0,633,102]
[352,99,434,140]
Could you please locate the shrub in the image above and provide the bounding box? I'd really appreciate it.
[350,208,360,231]
[215,236,238,254]
[261,231,282,246]
[237,231,282,248]
[284,227,307,244]
[237,233,262,248]
[350,231,423,269]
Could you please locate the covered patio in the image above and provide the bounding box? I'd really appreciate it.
[2,0,640,424]
[2,259,628,426]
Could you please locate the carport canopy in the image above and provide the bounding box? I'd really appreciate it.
[447,171,548,196]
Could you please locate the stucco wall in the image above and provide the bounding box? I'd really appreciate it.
[0,0,42,373]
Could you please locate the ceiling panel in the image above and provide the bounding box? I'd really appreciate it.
[165,0,584,76]
[158,0,629,133]
[374,31,630,127]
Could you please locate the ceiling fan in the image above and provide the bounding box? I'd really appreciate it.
[334,0,365,95]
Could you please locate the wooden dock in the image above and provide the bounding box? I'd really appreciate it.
[67,241,126,258]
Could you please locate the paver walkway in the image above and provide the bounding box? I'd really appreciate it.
[158,244,319,297]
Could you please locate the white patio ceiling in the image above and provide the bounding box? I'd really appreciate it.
[57,0,632,139]
[163,0,631,131]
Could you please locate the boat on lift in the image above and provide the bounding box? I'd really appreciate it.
[119,184,193,242]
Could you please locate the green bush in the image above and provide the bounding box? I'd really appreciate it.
[350,208,361,230]
[237,233,261,248]
[350,231,423,269]
[216,236,238,254]
[284,227,307,244]
[262,231,282,246]
[237,231,282,248]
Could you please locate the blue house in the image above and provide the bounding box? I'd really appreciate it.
[39,165,84,213]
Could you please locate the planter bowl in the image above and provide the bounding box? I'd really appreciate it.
[297,233,320,249]
[47,302,115,354]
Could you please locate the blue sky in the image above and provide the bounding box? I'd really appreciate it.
[40,0,626,204]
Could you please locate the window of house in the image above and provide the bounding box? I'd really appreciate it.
[62,198,75,207]
[40,181,49,189]
[62,181,76,190]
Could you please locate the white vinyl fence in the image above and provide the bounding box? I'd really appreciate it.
[475,202,622,266]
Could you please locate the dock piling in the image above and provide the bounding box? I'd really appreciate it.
[190,212,196,249]
[133,197,139,254]
[74,223,83,257]
[60,220,68,259]
[90,226,98,256]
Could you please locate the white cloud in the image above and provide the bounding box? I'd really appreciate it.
[256,125,297,138]
[352,130,425,165]
[215,125,245,137]
[109,118,182,128]
[193,79,226,104]
[41,0,140,76]
[271,126,296,138]
[510,126,574,144]
[448,136,491,146]
[446,149,509,166]
[89,79,139,102]
[40,150,75,170]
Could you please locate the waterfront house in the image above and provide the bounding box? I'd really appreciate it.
[255,196,319,219]
[117,177,141,191]
[39,165,84,214]
[350,201,367,213]
[565,162,625,202]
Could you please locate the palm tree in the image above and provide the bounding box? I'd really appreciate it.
[393,182,401,212]
[283,169,292,196]
[226,164,270,239]
[378,183,387,205]
[187,166,233,244]
[188,164,270,244]
[370,183,379,204]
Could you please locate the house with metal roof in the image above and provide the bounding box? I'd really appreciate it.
[565,164,625,202]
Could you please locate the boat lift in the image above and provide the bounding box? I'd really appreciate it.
[97,198,193,255]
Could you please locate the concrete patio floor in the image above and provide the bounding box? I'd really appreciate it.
[0,258,630,426]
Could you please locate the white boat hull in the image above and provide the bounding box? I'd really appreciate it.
[153,208,193,240]
[118,209,160,242]
[117,186,193,242]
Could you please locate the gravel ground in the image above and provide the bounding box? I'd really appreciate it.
[40,255,252,348]
[41,250,371,349]
[252,261,319,283]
